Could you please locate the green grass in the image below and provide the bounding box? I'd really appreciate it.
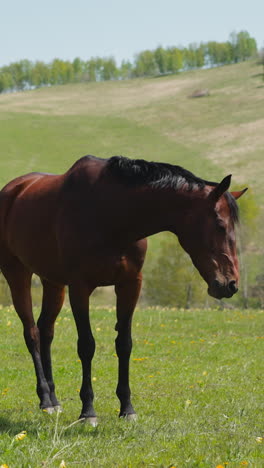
[0,304,263,467]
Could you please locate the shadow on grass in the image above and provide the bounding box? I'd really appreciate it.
[0,415,40,436]
[0,411,101,440]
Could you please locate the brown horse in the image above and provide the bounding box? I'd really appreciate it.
[0,155,247,424]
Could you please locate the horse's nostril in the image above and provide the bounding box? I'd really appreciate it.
[212,279,221,289]
[228,280,238,294]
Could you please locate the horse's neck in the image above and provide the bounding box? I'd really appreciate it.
[111,185,196,242]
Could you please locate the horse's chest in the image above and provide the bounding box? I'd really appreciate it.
[66,250,128,286]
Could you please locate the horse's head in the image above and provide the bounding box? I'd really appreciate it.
[177,175,247,299]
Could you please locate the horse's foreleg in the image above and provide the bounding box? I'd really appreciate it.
[69,282,96,424]
[2,263,53,411]
[115,273,142,419]
[37,280,65,410]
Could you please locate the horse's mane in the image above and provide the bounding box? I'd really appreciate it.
[107,156,239,223]
[108,156,215,190]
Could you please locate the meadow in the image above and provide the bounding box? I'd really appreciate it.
[0,304,263,467]
[0,60,263,466]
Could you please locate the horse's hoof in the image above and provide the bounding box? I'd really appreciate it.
[53,405,63,413]
[120,413,137,421]
[42,406,55,414]
[88,417,98,427]
[79,416,98,427]
[126,413,137,421]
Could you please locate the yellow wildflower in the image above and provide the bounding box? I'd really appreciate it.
[0,464,9,468]
[256,436,263,443]
[14,430,27,441]
[133,357,148,361]
[185,399,192,408]
[59,461,67,468]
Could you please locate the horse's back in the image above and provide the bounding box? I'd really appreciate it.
[0,157,147,286]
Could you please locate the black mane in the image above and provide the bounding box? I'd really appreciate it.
[107,156,239,223]
[108,156,216,190]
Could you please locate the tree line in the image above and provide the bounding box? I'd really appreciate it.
[0,31,257,93]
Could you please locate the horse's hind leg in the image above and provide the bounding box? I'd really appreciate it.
[1,261,53,411]
[115,273,142,420]
[37,279,65,410]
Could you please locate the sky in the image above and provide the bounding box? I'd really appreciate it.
[1,0,263,67]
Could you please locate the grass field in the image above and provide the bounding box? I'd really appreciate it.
[0,304,263,467]
[0,60,263,465]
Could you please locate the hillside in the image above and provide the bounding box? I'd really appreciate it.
[0,60,263,196]
[0,59,263,306]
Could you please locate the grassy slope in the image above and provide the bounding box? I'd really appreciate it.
[0,60,263,199]
[0,305,263,467]
[0,59,263,307]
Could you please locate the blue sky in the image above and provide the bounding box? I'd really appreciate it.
[1,0,263,67]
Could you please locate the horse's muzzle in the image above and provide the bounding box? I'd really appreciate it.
[208,279,238,299]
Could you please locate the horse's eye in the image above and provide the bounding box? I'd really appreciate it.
[217,220,226,233]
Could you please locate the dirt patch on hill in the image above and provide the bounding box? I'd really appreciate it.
[0,77,199,116]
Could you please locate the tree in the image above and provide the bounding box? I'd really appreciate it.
[134,50,157,77]
[144,233,208,308]
[166,47,183,73]
[236,31,257,61]
[229,31,257,63]
[195,45,205,68]
[86,57,104,81]
[249,274,264,308]
[258,48,264,82]
[73,57,84,82]
[50,59,74,85]
[31,61,50,87]
[7,61,26,89]
[235,190,259,308]
[101,57,118,81]
[119,60,133,80]
[0,70,13,92]
[154,46,168,74]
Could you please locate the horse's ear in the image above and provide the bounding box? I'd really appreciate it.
[231,188,248,200]
[209,175,232,203]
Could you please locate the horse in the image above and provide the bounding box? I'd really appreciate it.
[0,155,247,424]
